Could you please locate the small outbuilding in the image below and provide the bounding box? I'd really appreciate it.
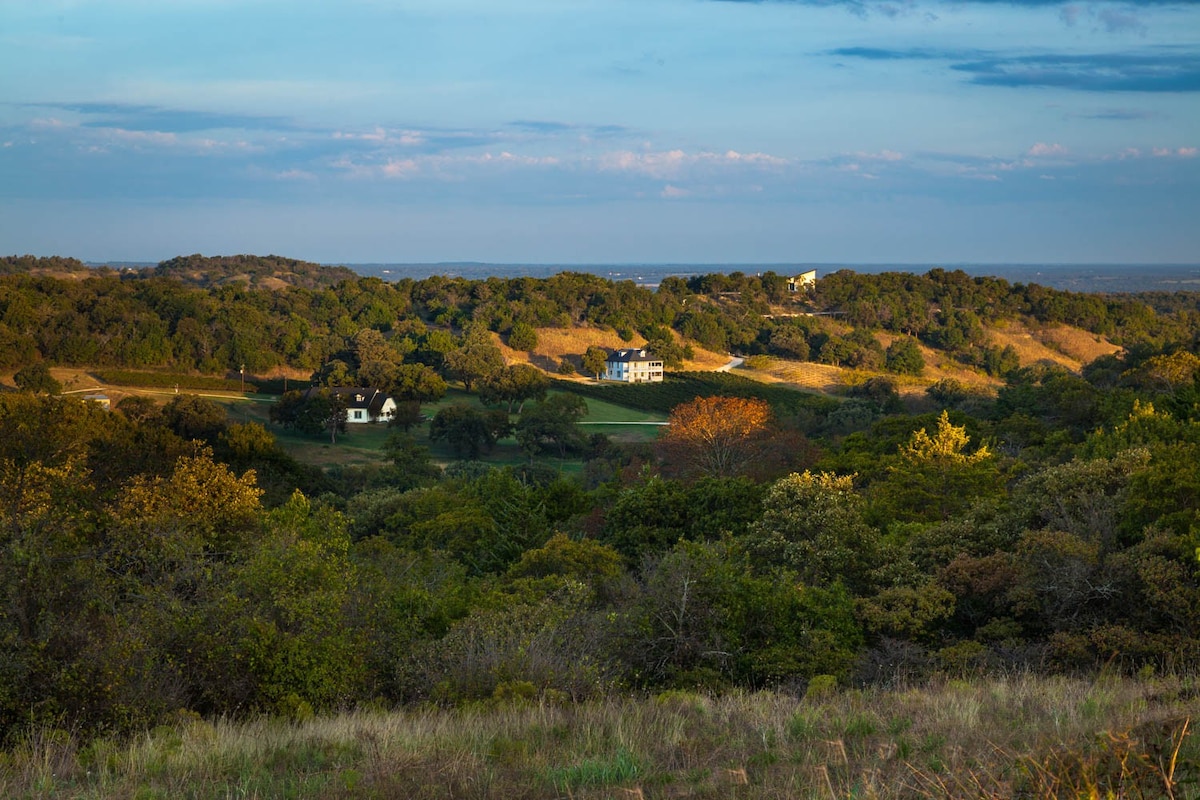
[604,349,664,383]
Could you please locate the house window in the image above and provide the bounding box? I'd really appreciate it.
[353,410,364,420]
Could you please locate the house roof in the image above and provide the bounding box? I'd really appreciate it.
[304,386,392,414]
[606,348,661,364]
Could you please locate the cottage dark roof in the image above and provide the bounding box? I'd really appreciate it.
[606,348,660,363]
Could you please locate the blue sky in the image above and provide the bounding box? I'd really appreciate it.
[1,0,1197,263]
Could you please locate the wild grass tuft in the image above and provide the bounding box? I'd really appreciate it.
[0,675,1196,798]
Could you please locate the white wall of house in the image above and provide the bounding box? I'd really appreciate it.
[604,352,664,382]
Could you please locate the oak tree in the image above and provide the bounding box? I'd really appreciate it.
[657,395,772,479]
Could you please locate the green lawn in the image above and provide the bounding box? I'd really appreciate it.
[214,388,664,472]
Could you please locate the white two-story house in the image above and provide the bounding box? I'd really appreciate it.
[604,348,664,383]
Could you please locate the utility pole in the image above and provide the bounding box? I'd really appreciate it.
[240,364,245,394]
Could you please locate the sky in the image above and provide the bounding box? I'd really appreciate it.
[0,0,1197,264]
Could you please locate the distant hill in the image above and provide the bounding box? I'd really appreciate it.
[151,254,358,290]
[1,254,94,278]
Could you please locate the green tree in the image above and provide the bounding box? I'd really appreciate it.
[158,394,227,443]
[312,358,356,387]
[601,476,764,564]
[873,411,1001,524]
[515,393,588,458]
[381,431,441,487]
[270,389,348,443]
[479,364,549,413]
[429,404,501,458]
[115,395,159,424]
[507,321,539,351]
[885,337,925,376]
[582,345,610,379]
[445,325,505,392]
[387,363,448,403]
[614,539,862,688]
[768,324,811,361]
[744,471,881,593]
[12,362,61,394]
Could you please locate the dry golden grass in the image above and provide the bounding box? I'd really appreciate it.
[984,320,1118,372]
[499,327,731,379]
[744,348,997,399]
[740,359,847,393]
[3,675,1195,799]
[745,319,1118,402]
[1033,323,1122,364]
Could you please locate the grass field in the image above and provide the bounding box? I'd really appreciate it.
[215,388,666,471]
[3,674,1194,799]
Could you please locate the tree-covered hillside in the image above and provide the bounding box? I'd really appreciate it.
[3,255,1200,751]
[3,255,1197,378]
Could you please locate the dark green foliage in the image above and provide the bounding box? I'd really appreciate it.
[12,362,60,394]
[480,364,549,412]
[743,471,881,593]
[979,343,1021,377]
[269,389,348,442]
[643,325,691,368]
[847,376,902,413]
[445,324,504,392]
[768,322,812,360]
[91,369,254,392]
[614,539,863,688]
[507,321,539,351]
[515,393,588,458]
[382,432,441,484]
[386,363,447,402]
[601,476,765,564]
[885,337,925,375]
[582,345,610,379]
[158,393,228,443]
[152,253,357,289]
[429,404,507,459]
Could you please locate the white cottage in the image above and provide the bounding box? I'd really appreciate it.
[307,387,397,423]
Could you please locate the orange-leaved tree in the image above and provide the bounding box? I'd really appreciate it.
[658,395,773,479]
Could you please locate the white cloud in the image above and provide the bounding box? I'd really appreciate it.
[595,148,789,179]
[1028,142,1068,157]
[333,127,425,145]
[1153,146,1197,158]
[106,128,179,146]
[275,169,317,181]
[333,150,561,180]
[853,149,904,162]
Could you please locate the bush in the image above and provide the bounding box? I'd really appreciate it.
[507,322,539,351]
[885,338,925,376]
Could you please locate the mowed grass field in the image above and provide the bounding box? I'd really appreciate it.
[219,388,666,471]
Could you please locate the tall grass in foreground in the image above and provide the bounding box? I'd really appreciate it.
[1,674,1196,799]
